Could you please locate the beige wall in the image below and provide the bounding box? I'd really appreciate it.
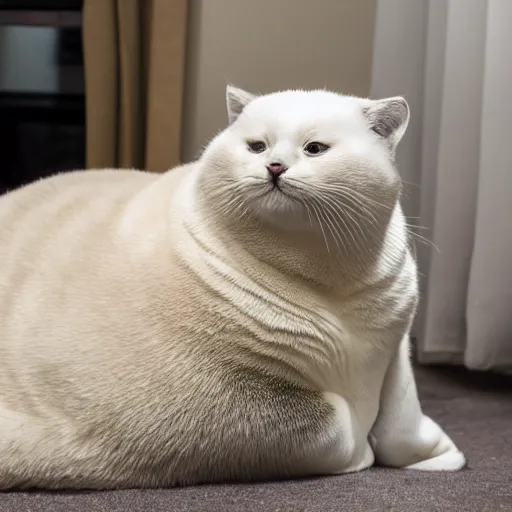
[181,0,377,162]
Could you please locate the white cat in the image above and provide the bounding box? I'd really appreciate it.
[0,86,465,490]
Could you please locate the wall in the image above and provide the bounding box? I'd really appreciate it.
[181,0,377,162]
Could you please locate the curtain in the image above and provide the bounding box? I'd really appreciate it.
[371,0,512,372]
[82,0,188,171]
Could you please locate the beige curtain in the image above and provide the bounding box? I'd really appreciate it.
[371,0,512,372]
[82,0,188,171]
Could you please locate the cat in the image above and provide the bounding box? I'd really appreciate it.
[0,86,466,490]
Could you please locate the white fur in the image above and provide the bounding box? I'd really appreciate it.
[181,87,465,473]
[0,87,465,490]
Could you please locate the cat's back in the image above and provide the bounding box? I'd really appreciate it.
[0,169,167,351]
[0,169,157,282]
[0,166,192,411]
[0,170,156,246]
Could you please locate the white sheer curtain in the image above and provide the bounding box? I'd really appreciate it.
[371,0,512,372]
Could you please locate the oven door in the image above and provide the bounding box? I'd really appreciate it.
[0,3,85,194]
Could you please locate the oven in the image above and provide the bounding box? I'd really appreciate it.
[0,0,84,194]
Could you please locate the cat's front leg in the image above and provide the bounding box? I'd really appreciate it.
[370,335,466,471]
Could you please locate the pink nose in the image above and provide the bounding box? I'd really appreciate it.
[266,162,287,176]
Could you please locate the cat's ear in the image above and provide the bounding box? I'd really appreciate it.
[363,97,409,153]
[226,85,256,124]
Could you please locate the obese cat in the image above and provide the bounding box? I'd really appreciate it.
[0,86,465,489]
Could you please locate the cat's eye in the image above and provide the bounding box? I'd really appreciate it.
[304,142,329,156]
[247,141,267,154]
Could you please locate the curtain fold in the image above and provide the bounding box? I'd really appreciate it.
[82,0,188,172]
[465,0,512,371]
[371,0,512,372]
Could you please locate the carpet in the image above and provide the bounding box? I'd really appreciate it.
[1,366,511,512]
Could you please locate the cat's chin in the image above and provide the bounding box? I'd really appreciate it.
[250,188,312,232]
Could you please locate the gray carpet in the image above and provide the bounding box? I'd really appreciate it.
[1,366,511,512]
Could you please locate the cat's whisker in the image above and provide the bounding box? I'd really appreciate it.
[324,194,376,244]
[233,199,249,218]
[322,202,350,254]
[332,191,380,226]
[285,178,392,256]
[315,190,385,251]
[309,182,393,212]
[299,198,314,228]
[288,178,392,220]
[214,182,259,220]
[307,200,331,253]
[401,179,421,188]
[337,204,370,249]
[339,190,394,213]
[219,191,245,215]
[337,189,393,213]
[311,200,341,253]
[288,178,378,225]
[312,193,355,253]
[407,231,440,253]
[405,224,430,231]
[320,208,344,253]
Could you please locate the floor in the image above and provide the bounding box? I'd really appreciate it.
[1,366,511,512]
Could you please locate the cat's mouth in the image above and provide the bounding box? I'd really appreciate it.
[268,176,294,196]
[251,181,290,202]
[256,185,282,200]
[271,181,283,192]
[245,176,303,205]
[270,174,282,189]
[264,180,302,203]
[269,173,296,195]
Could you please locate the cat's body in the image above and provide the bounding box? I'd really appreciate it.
[0,87,465,490]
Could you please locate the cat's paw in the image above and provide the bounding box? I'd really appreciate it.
[404,449,466,471]
[403,416,466,471]
[372,414,466,471]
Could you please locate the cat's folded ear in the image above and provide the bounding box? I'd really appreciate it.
[363,97,410,154]
[226,85,256,124]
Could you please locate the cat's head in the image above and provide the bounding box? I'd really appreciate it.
[198,86,409,238]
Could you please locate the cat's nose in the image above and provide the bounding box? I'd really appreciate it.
[266,162,288,177]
